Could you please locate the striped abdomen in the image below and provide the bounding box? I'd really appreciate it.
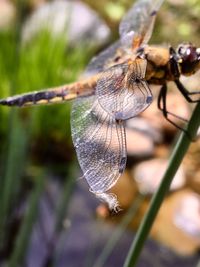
[0,76,98,107]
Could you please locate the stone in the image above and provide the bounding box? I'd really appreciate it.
[22,0,110,46]
[133,158,186,195]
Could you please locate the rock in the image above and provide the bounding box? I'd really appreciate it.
[180,70,200,94]
[0,0,16,30]
[96,204,110,219]
[183,139,200,194]
[154,144,170,158]
[187,174,200,195]
[108,171,138,209]
[197,126,200,137]
[22,0,110,46]
[126,117,163,144]
[173,193,200,242]
[126,128,155,158]
[151,190,200,255]
[28,0,47,10]
[141,90,190,136]
[133,158,186,195]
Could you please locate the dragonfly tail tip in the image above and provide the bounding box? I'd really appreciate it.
[95,192,122,213]
[0,99,8,106]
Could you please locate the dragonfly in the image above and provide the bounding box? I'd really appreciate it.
[0,0,200,210]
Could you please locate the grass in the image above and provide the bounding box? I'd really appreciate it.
[0,28,92,266]
[8,173,45,267]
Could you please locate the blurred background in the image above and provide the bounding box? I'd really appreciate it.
[0,0,200,266]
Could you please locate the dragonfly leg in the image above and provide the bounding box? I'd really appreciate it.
[158,83,189,133]
[175,79,200,103]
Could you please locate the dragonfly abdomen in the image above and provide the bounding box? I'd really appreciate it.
[0,78,97,107]
[0,89,67,107]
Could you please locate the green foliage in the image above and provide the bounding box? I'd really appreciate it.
[0,30,92,142]
[0,28,92,266]
[8,174,45,267]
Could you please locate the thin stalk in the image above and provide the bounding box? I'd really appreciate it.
[42,165,76,267]
[123,102,200,267]
[54,166,75,233]
[0,113,28,232]
[8,174,45,267]
[8,175,44,267]
[0,0,26,245]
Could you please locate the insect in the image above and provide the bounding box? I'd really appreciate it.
[0,0,200,210]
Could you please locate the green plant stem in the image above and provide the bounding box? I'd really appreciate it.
[8,175,45,267]
[47,165,76,267]
[123,102,200,267]
[55,166,75,233]
[0,112,28,240]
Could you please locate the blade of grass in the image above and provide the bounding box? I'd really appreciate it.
[8,174,45,267]
[40,164,76,267]
[0,0,28,244]
[123,102,200,267]
[0,31,29,247]
[0,110,29,245]
[54,165,76,233]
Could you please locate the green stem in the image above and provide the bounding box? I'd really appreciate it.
[123,102,200,267]
[8,175,45,267]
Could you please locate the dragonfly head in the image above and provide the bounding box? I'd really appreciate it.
[177,43,200,76]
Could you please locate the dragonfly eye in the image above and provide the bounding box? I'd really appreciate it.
[177,43,200,75]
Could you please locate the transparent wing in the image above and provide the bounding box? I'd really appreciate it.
[71,95,127,208]
[84,0,164,79]
[119,0,164,49]
[84,40,124,76]
[84,0,164,78]
[96,58,152,120]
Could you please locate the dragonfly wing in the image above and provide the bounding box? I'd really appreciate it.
[71,95,127,210]
[84,40,124,77]
[119,0,164,49]
[84,0,165,77]
[96,59,152,120]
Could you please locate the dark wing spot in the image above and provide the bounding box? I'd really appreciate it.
[119,157,126,173]
[150,10,157,16]
[146,95,153,104]
[115,111,124,120]
[136,47,145,55]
